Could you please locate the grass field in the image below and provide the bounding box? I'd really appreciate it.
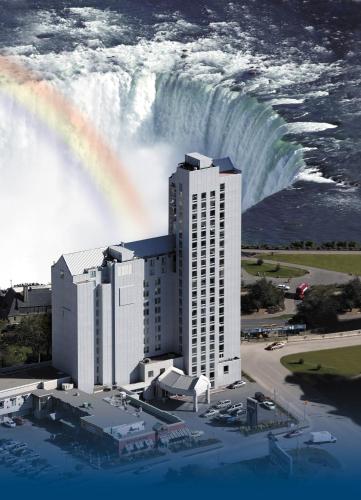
[258,253,361,275]
[281,345,361,377]
[242,259,306,278]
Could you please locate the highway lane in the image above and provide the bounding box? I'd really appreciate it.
[242,336,361,475]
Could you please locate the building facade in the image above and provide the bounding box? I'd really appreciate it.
[52,153,241,395]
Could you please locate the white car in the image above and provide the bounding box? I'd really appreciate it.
[214,399,232,409]
[190,430,204,438]
[227,403,244,414]
[202,408,219,418]
[262,401,276,410]
[2,419,16,428]
[229,380,246,389]
[277,284,290,291]
[266,342,286,351]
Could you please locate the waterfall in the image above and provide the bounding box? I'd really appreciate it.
[0,62,304,286]
[147,73,304,210]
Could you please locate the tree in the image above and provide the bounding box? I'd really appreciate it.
[256,258,264,266]
[340,278,361,311]
[0,344,31,367]
[295,285,340,328]
[242,279,284,314]
[15,314,51,363]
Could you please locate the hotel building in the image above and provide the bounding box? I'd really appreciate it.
[52,153,241,401]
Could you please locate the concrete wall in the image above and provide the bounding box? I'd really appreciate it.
[169,158,242,388]
[113,259,144,386]
[51,257,78,379]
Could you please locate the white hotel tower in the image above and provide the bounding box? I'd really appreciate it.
[52,153,241,398]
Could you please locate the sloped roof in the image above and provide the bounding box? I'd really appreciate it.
[62,247,107,276]
[158,367,210,396]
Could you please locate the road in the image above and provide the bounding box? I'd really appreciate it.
[242,258,351,289]
[242,336,361,475]
[242,249,361,255]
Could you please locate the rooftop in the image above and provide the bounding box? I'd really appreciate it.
[61,246,107,276]
[123,235,175,259]
[0,364,68,394]
[181,152,241,174]
[34,387,182,435]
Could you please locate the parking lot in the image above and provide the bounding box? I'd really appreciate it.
[0,418,92,481]
[150,379,292,448]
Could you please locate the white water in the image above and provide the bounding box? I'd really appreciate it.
[1,32,336,286]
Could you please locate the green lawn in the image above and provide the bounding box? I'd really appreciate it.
[242,259,306,278]
[281,345,361,377]
[258,253,361,275]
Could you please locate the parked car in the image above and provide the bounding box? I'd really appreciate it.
[265,342,286,351]
[236,408,247,416]
[13,417,25,426]
[214,399,232,409]
[213,413,234,422]
[254,392,266,403]
[262,400,276,410]
[2,419,16,428]
[227,402,244,414]
[201,408,219,418]
[284,429,303,439]
[228,380,246,389]
[308,431,337,444]
[277,284,290,291]
[190,430,204,438]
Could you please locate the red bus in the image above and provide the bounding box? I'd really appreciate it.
[295,282,309,300]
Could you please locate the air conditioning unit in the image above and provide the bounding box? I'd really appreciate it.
[61,383,74,391]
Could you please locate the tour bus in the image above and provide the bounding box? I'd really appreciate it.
[295,282,309,300]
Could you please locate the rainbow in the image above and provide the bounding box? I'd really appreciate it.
[0,55,149,234]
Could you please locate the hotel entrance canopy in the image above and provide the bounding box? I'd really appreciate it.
[157,367,210,412]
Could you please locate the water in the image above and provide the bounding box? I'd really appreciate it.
[0,0,360,285]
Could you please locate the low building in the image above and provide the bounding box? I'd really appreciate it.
[0,285,51,325]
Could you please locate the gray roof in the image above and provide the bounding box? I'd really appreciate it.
[213,157,241,174]
[0,365,67,394]
[8,287,51,317]
[62,247,107,276]
[159,371,198,392]
[124,235,175,259]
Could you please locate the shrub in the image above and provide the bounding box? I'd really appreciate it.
[256,258,264,266]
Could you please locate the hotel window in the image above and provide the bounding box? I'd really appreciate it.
[220,183,225,191]
[201,192,206,199]
[210,190,215,197]
[192,194,197,201]
[223,365,229,374]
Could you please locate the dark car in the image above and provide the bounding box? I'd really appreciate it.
[13,417,25,426]
[254,392,266,403]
